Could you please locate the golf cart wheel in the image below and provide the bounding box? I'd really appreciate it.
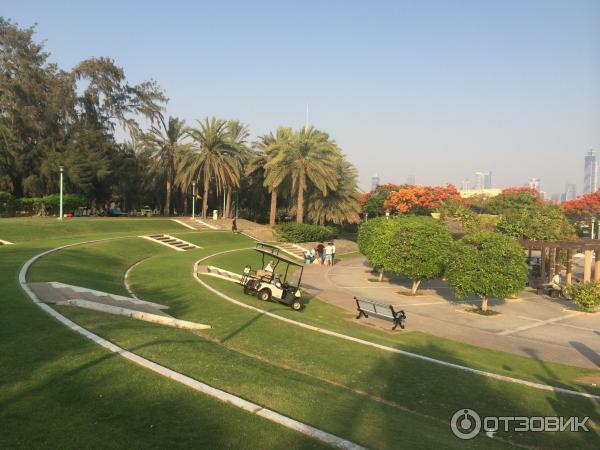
[243,285,252,295]
[258,289,271,301]
[291,301,301,311]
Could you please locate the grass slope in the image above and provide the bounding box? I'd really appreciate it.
[27,234,599,448]
[0,224,327,449]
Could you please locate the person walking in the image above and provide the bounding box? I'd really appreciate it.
[330,241,336,266]
[232,217,238,233]
[324,242,333,266]
[317,242,325,264]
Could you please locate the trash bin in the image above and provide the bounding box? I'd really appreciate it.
[212,210,218,220]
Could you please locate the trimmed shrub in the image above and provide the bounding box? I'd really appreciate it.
[387,216,453,294]
[274,222,338,243]
[15,194,87,215]
[564,282,600,312]
[445,231,528,312]
[0,191,15,215]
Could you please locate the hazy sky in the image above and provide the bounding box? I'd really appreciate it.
[5,0,600,195]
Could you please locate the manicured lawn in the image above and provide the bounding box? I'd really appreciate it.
[0,224,329,449]
[0,217,184,243]
[26,235,600,448]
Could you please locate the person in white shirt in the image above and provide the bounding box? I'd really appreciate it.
[324,243,333,266]
[551,273,561,290]
[330,242,336,265]
[258,260,275,278]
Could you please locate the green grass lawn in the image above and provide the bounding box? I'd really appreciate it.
[3,218,599,448]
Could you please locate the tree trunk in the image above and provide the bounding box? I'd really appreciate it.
[411,279,421,295]
[269,188,277,226]
[202,177,209,219]
[378,269,384,282]
[481,295,488,312]
[296,176,305,223]
[225,190,232,219]
[164,179,171,216]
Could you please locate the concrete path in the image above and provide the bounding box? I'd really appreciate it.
[299,256,600,369]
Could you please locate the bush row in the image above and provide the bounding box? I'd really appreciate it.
[274,222,338,243]
[0,192,87,215]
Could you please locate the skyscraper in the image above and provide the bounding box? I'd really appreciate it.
[371,174,380,191]
[461,179,471,190]
[406,175,416,185]
[474,171,491,190]
[584,150,598,194]
[562,183,576,202]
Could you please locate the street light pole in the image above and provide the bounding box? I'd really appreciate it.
[59,166,64,220]
[192,181,196,219]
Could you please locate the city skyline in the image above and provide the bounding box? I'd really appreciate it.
[4,1,599,196]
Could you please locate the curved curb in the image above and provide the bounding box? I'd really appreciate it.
[124,256,152,300]
[19,239,365,450]
[195,250,600,401]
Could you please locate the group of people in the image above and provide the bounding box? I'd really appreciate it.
[303,241,336,266]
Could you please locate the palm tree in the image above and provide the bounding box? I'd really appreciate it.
[179,117,239,218]
[266,126,338,223]
[142,116,190,216]
[224,120,251,218]
[306,158,361,225]
[248,127,293,226]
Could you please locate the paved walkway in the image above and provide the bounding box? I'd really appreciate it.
[299,256,600,369]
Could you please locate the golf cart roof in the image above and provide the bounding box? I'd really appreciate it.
[255,243,303,267]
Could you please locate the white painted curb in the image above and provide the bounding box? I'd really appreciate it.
[195,249,600,401]
[0,239,14,245]
[171,219,197,230]
[18,239,365,450]
[60,299,211,331]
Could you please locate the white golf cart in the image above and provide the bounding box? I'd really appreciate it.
[240,243,304,311]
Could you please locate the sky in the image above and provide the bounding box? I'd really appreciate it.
[4,0,600,196]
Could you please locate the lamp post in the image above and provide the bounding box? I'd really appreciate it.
[385,210,390,220]
[192,181,196,219]
[59,166,64,220]
[592,217,596,240]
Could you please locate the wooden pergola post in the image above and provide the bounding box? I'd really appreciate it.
[583,249,593,283]
[540,246,546,281]
[549,247,557,277]
[595,250,600,282]
[566,249,573,285]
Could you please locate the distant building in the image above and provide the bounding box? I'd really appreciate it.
[474,171,492,189]
[550,194,561,204]
[529,178,540,191]
[584,150,598,194]
[371,174,380,191]
[461,179,471,190]
[405,175,416,185]
[561,183,576,202]
[459,188,502,198]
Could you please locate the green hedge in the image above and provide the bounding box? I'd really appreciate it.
[274,223,338,243]
[564,282,600,312]
[15,194,87,215]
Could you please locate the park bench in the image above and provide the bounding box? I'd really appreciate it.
[535,283,563,298]
[354,296,406,330]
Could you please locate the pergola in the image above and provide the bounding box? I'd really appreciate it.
[520,239,600,285]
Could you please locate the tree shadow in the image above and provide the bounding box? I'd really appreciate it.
[570,342,600,368]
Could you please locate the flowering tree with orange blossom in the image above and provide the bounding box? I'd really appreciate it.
[562,191,600,220]
[384,184,461,215]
